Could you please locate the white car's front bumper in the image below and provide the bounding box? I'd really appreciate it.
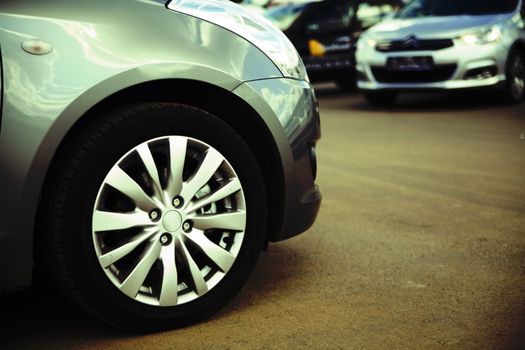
[356,40,508,91]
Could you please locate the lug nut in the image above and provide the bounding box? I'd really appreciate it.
[172,196,184,209]
[159,233,172,246]
[149,209,160,221]
[182,221,193,232]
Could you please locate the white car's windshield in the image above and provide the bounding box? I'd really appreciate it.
[396,0,518,18]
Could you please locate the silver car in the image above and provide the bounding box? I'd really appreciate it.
[0,0,321,330]
[356,0,525,106]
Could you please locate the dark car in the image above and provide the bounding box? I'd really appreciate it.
[265,0,404,89]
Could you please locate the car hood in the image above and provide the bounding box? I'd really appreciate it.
[367,14,513,40]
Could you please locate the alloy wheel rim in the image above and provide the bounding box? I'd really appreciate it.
[92,136,246,306]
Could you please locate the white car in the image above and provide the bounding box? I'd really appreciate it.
[356,0,525,106]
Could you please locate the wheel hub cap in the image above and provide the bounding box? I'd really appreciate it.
[91,136,246,307]
[162,211,182,232]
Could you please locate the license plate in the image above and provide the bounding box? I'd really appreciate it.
[387,56,434,71]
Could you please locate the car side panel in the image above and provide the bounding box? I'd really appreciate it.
[0,0,281,291]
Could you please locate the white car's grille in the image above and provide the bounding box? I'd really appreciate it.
[376,38,454,52]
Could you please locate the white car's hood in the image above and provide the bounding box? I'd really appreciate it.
[367,14,514,40]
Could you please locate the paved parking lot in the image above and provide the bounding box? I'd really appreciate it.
[1,88,525,349]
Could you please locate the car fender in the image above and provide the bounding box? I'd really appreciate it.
[0,0,282,290]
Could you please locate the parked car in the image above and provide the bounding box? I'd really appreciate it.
[356,0,525,106]
[0,0,321,331]
[265,0,403,89]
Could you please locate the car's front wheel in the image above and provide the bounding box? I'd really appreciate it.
[39,103,267,331]
[502,49,525,103]
[363,91,398,107]
[336,74,357,91]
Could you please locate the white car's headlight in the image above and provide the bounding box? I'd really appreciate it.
[459,26,502,46]
[167,0,308,80]
[357,33,377,50]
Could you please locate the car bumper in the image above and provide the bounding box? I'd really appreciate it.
[233,77,322,241]
[303,53,355,79]
[356,40,508,91]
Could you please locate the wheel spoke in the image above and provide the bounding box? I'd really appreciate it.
[159,246,178,306]
[120,241,162,298]
[136,143,163,198]
[179,238,208,296]
[181,148,223,202]
[185,230,235,272]
[166,137,187,197]
[98,229,157,268]
[104,166,158,212]
[186,178,241,213]
[190,211,246,231]
[92,210,152,232]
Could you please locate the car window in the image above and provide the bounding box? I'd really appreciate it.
[355,0,403,31]
[303,0,354,34]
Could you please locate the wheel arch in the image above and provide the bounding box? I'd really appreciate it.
[36,79,285,255]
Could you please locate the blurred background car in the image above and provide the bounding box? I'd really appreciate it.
[241,0,314,14]
[356,0,525,106]
[240,0,269,14]
[265,0,404,90]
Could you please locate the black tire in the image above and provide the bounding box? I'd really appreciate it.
[363,91,398,107]
[38,103,267,331]
[336,77,357,91]
[501,49,525,103]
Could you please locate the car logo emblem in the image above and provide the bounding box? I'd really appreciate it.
[402,35,419,49]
